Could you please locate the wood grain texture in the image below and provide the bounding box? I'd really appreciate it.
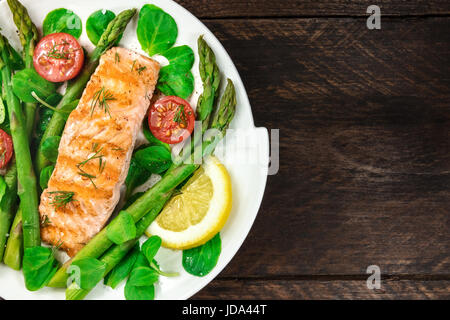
[196,17,450,280]
[193,279,450,299]
[175,0,450,18]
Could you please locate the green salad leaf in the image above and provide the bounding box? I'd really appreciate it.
[0,176,7,204]
[125,157,152,199]
[70,258,106,290]
[0,41,24,124]
[86,10,118,45]
[104,243,140,289]
[182,233,222,277]
[118,241,177,299]
[23,247,59,291]
[157,41,195,100]
[163,45,195,72]
[11,47,25,71]
[57,99,80,120]
[41,136,61,163]
[124,252,155,300]
[134,251,150,268]
[39,165,55,190]
[0,42,24,81]
[143,121,170,151]
[124,282,155,300]
[136,5,195,98]
[157,65,194,99]
[137,4,178,56]
[35,93,62,143]
[142,236,162,263]
[43,8,82,38]
[12,68,56,103]
[134,145,172,174]
[107,211,136,244]
[125,122,171,198]
[138,3,163,17]
[0,41,24,83]
[8,43,25,71]
[34,94,78,122]
[127,266,159,287]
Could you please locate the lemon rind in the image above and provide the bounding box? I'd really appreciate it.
[146,156,232,250]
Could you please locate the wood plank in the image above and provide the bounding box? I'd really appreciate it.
[193,279,450,299]
[175,0,450,18]
[1,279,448,300]
[200,17,450,276]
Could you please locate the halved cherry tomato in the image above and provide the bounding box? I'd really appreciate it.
[149,96,195,144]
[0,129,13,170]
[33,33,84,83]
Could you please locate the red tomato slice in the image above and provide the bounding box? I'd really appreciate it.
[149,96,195,144]
[0,129,13,170]
[33,33,84,83]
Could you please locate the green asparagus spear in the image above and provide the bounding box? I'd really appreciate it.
[0,85,6,125]
[0,34,40,249]
[210,79,236,132]
[3,207,22,269]
[2,0,40,268]
[0,161,17,261]
[66,192,173,300]
[196,35,221,126]
[174,36,222,166]
[7,0,39,135]
[36,8,137,174]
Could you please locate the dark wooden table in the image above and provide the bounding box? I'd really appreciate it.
[180,0,450,299]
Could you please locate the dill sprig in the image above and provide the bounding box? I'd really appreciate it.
[137,66,147,74]
[77,171,97,189]
[52,239,65,254]
[46,40,74,60]
[76,143,106,188]
[48,191,77,209]
[91,87,115,117]
[40,215,52,227]
[130,59,147,74]
[77,143,105,169]
[174,105,188,127]
[115,52,120,64]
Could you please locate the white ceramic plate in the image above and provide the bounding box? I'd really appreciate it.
[0,0,269,300]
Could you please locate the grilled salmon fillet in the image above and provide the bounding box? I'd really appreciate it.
[39,47,160,256]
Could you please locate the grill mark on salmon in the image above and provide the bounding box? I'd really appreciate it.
[39,47,160,256]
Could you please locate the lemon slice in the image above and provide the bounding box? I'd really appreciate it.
[146,156,232,250]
